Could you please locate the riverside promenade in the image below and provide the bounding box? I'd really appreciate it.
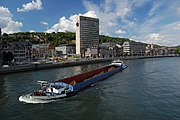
[0,55,179,75]
[0,58,112,75]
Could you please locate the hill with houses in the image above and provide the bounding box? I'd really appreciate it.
[2,32,131,46]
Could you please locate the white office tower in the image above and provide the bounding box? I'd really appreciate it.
[76,16,99,57]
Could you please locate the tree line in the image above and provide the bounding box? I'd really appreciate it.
[2,32,130,46]
[175,47,180,54]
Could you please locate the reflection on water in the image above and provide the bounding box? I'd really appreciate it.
[1,58,180,120]
[0,78,6,103]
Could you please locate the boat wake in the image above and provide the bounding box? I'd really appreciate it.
[19,62,128,104]
[19,95,55,104]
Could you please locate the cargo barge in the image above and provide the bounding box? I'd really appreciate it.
[19,61,127,103]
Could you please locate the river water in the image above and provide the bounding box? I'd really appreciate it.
[0,57,180,120]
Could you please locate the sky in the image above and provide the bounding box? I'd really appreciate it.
[0,0,180,46]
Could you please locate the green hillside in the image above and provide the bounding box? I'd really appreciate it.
[2,32,131,46]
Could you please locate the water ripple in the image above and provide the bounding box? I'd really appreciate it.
[1,58,180,120]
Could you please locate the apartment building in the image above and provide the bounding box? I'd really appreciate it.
[55,44,76,56]
[85,45,99,58]
[99,42,123,58]
[3,42,32,62]
[32,43,55,60]
[122,41,146,56]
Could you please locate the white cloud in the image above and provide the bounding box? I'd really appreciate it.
[46,11,97,33]
[46,16,76,33]
[159,21,180,31]
[108,22,117,26]
[174,24,180,30]
[40,21,48,26]
[138,16,164,34]
[148,1,162,17]
[83,1,119,35]
[82,0,148,36]
[82,0,180,46]
[128,21,135,27]
[29,30,36,32]
[142,33,166,45]
[44,0,180,46]
[132,0,150,7]
[0,7,12,18]
[148,33,163,41]
[17,0,42,12]
[115,29,126,34]
[134,0,180,46]
[75,0,148,37]
[81,10,97,18]
[0,6,23,34]
[157,21,180,46]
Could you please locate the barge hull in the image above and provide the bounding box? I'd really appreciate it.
[56,64,128,92]
[73,65,127,91]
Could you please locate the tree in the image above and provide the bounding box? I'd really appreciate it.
[2,51,8,64]
[175,47,180,54]
[99,35,130,44]
[2,51,14,64]
[7,51,14,62]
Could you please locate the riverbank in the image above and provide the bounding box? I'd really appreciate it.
[117,54,179,60]
[0,58,112,75]
[0,55,179,75]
